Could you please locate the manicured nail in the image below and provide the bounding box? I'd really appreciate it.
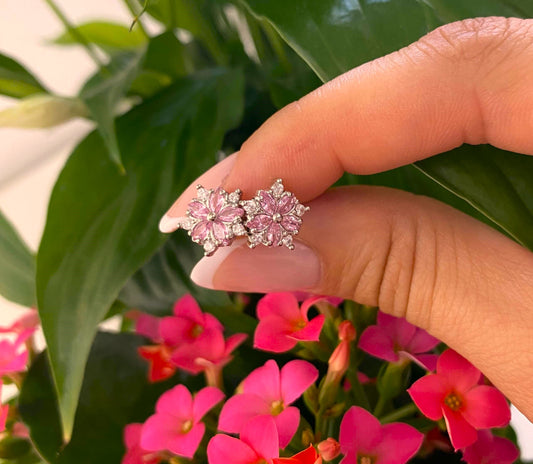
[159,153,238,233]
[190,240,321,293]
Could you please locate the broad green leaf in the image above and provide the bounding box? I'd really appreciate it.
[52,21,146,52]
[118,230,257,335]
[37,68,244,440]
[0,95,87,129]
[19,333,186,464]
[0,210,35,307]
[0,53,47,99]
[242,0,533,249]
[79,51,145,170]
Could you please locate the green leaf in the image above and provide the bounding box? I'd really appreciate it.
[36,68,244,441]
[119,230,257,335]
[0,95,87,129]
[79,51,145,171]
[0,209,35,307]
[242,0,533,249]
[19,333,185,464]
[0,53,47,99]
[51,21,147,52]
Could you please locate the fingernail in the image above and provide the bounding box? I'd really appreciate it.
[190,240,321,292]
[159,153,238,233]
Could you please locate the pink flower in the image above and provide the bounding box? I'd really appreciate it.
[339,406,423,464]
[187,187,244,248]
[219,359,318,448]
[0,381,8,433]
[141,385,224,458]
[160,294,223,347]
[461,430,519,464]
[0,329,33,375]
[0,309,39,335]
[407,349,511,450]
[317,438,341,461]
[122,423,161,464]
[254,293,326,353]
[358,312,440,371]
[207,415,280,464]
[134,313,161,343]
[274,445,323,464]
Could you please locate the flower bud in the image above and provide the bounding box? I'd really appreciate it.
[338,320,356,342]
[317,438,341,461]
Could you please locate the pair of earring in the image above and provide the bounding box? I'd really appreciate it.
[174,179,309,256]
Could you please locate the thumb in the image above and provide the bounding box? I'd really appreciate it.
[190,186,533,419]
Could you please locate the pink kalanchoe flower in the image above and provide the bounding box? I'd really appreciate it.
[207,415,280,464]
[0,309,39,335]
[160,294,223,347]
[317,438,341,461]
[141,385,224,458]
[122,423,161,464]
[219,359,318,448]
[358,311,440,371]
[339,406,423,464]
[254,293,326,353]
[461,430,519,464]
[407,349,511,450]
[0,381,8,433]
[134,313,161,343]
[0,329,33,375]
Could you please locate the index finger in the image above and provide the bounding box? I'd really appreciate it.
[161,17,533,226]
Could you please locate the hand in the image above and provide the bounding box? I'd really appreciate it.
[160,17,533,419]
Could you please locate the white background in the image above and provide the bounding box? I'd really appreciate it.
[0,0,531,456]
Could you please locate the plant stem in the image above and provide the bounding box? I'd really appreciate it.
[373,395,388,417]
[379,403,419,423]
[346,369,371,410]
[44,0,105,68]
[123,0,149,38]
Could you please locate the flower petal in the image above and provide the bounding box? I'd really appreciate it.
[277,194,297,215]
[437,349,481,393]
[224,333,248,356]
[159,316,193,346]
[207,434,259,464]
[209,187,226,214]
[407,375,448,420]
[462,385,511,428]
[243,360,281,401]
[257,293,302,321]
[406,329,440,354]
[135,314,161,342]
[339,406,382,455]
[241,415,280,460]
[191,221,211,242]
[254,319,297,353]
[218,394,271,433]
[173,294,204,321]
[401,352,438,372]
[193,387,225,421]
[188,201,209,219]
[247,213,272,232]
[281,214,301,233]
[124,423,143,449]
[358,326,398,363]
[212,221,229,242]
[274,406,300,448]
[218,206,244,222]
[259,190,277,215]
[374,423,423,464]
[141,413,180,451]
[0,404,8,433]
[442,408,477,450]
[266,223,283,246]
[280,360,319,405]
[167,422,205,458]
[289,314,325,342]
[462,430,519,464]
[156,384,193,418]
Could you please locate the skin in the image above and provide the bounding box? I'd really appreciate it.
[163,17,533,420]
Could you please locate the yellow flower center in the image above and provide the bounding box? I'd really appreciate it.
[293,319,306,330]
[444,392,463,411]
[358,455,374,464]
[181,420,193,434]
[270,400,284,415]
[190,323,204,338]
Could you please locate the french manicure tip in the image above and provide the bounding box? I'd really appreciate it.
[158,214,181,233]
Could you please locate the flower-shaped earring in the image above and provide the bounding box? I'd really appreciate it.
[178,185,247,256]
[241,179,309,250]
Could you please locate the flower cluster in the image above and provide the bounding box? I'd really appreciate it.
[120,294,519,464]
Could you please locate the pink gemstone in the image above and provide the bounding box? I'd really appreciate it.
[188,201,209,220]
[258,191,277,215]
[209,187,226,214]
[212,221,228,242]
[266,223,283,246]
[247,214,272,231]
[277,194,297,215]
[281,214,301,233]
[191,221,211,242]
[218,206,244,223]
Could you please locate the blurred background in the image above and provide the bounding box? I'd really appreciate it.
[0,0,531,454]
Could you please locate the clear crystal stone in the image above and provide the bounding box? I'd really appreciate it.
[243,200,257,215]
[295,204,307,216]
[232,223,246,236]
[282,235,294,249]
[271,180,284,197]
[178,217,194,230]
[228,191,240,204]
[197,186,210,201]
[203,240,216,255]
